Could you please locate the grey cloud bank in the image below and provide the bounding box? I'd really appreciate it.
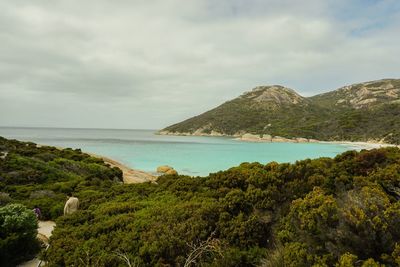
[0,0,399,129]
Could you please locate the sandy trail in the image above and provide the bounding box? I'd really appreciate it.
[37,221,56,242]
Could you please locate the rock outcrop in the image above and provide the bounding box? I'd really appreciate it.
[240,85,306,106]
[165,169,178,175]
[238,133,312,143]
[157,165,178,175]
[157,165,173,173]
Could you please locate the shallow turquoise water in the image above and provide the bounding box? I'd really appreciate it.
[0,127,359,176]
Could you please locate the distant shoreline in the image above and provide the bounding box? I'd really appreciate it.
[157,130,399,149]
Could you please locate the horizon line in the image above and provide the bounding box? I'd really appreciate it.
[0,125,159,131]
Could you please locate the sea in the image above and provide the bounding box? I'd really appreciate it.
[0,127,363,176]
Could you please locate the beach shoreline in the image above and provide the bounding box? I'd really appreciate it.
[36,143,156,184]
[157,130,398,149]
[89,153,156,184]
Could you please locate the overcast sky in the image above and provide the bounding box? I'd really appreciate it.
[0,0,399,129]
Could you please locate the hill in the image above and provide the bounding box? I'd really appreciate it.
[160,79,400,144]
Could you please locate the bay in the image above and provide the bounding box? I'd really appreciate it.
[0,127,358,176]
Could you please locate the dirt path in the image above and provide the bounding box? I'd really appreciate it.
[37,221,56,242]
[18,221,56,267]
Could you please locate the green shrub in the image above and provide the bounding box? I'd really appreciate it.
[0,203,39,266]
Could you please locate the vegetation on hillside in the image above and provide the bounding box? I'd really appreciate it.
[0,137,123,220]
[2,137,400,266]
[162,79,400,144]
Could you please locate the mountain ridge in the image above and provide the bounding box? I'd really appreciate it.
[160,78,400,144]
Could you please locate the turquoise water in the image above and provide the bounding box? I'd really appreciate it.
[0,127,360,176]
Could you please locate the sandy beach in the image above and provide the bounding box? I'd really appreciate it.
[159,130,399,149]
[36,144,156,184]
[236,136,398,149]
[92,154,156,184]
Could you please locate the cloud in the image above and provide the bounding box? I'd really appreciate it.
[0,0,399,128]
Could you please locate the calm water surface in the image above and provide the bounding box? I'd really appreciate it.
[0,127,360,176]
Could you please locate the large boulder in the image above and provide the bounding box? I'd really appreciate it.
[157,165,178,175]
[261,134,272,142]
[157,165,173,173]
[165,169,178,175]
[272,136,295,142]
[240,133,261,141]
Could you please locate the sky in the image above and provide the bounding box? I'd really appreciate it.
[0,0,399,129]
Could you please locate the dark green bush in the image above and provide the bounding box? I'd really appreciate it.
[0,203,40,266]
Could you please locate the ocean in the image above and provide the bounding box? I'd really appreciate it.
[0,127,360,176]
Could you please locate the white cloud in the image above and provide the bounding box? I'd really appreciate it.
[0,0,399,128]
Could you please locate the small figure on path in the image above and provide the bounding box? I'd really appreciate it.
[33,206,41,219]
[64,194,79,215]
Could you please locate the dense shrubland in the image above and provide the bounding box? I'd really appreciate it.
[46,146,400,266]
[0,136,122,220]
[0,137,123,265]
[2,137,400,266]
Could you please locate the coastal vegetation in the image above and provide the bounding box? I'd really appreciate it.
[0,203,40,266]
[45,146,400,266]
[0,136,123,220]
[161,79,400,144]
[2,137,400,266]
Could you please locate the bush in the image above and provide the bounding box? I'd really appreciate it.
[0,203,39,266]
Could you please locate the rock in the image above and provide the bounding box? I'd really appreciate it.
[210,130,224,136]
[272,136,295,142]
[156,130,171,135]
[261,134,272,142]
[156,165,178,175]
[0,151,8,159]
[296,137,309,143]
[165,169,178,175]
[240,133,261,141]
[233,130,246,137]
[242,85,305,106]
[157,165,173,173]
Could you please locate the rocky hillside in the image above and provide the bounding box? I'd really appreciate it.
[160,79,400,144]
[239,85,307,107]
[310,79,400,109]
